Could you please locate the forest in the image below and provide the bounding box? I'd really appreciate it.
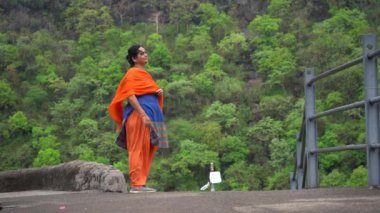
[1,0,380,191]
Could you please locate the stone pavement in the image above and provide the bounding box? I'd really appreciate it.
[0,188,380,213]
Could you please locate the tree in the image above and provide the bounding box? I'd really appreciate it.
[218,136,248,165]
[300,9,370,72]
[203,53,225,80]
[171,139,219,190]
[78,118,99,143]
[165,80,197,117]
[74,144,96,161]
[146,33,164,49]
[112,155,129,176]
[265,166,292,190]
[169,0,200,32]
[76,7,113,34]
[103,28,124,51]
[23,85,48,110]
[8,111,29,132]
[0,80,16,111]
[324,91,344,109]
[217,32,249,63]
[33,148,61,167]
[31,126,58,150]
[318,127,345,173]
[192,121,223,152]
[245,117,283,164]
[35,52,59,85]
[267,0,292,19]
[345,166,367,187]
[50,99,85,130]
[2,0,378,190]
[321,169,347,187]
[0,43,20,69]
[66,56,101,100]
[268,138,293,171]
[75,32,101,58]
[173,34,191,62]
[186,26,213,65]
[167,119,197,152]
[204,101,239,131]
[254,47,296,89]
[0,143,34,171]
[223,162,266,190]
[196,3,235,41]
[191,72,214,99]
[66,73,99,100]
[190,53,227,100]
[247,15,281,48]
[149,43,172,70]
[90,132,121,163]
[258,94,295,120]
[313,9,370,42]
[29,30,56,56]
[214,77,243,102]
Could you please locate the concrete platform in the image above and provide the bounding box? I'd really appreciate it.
[0,188,380,212]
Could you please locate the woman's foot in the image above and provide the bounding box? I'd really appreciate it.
[129,186,157,193]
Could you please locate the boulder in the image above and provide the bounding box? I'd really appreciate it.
[0,160,127,193]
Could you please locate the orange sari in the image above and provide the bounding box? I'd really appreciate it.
[108,67,164,187]
[108,67,163,131]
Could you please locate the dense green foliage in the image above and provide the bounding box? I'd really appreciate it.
[1,0,379,191]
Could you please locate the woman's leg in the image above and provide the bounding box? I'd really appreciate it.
[126,111,157,187]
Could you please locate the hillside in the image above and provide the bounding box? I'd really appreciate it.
[0,0,379,191]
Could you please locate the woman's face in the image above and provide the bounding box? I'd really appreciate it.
[133,47,148,66]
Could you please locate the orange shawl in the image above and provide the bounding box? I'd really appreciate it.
[108,67,163,130]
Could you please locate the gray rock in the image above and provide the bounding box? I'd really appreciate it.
[0,160,127,193]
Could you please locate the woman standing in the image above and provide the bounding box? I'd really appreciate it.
[108,45,169,193]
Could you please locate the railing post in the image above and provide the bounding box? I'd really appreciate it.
[363,35,380,187]
[304,68,318,188]
[290,172,296,190]
[290,133,302,190]
[296,134,304,189]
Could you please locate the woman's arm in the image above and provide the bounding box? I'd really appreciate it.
[127,95,151,126]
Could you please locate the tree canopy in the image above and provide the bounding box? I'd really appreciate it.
[0,0,378,191]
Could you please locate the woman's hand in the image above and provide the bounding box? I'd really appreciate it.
[156,88,164,96]
[141,114,152,127]
[127,95,152,127]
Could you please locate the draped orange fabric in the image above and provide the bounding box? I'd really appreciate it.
[126,111,158,186]
[108,67,164,130]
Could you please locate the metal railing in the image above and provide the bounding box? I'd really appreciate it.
[291,35,380,189]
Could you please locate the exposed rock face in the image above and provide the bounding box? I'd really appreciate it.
[0,160,127,193]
